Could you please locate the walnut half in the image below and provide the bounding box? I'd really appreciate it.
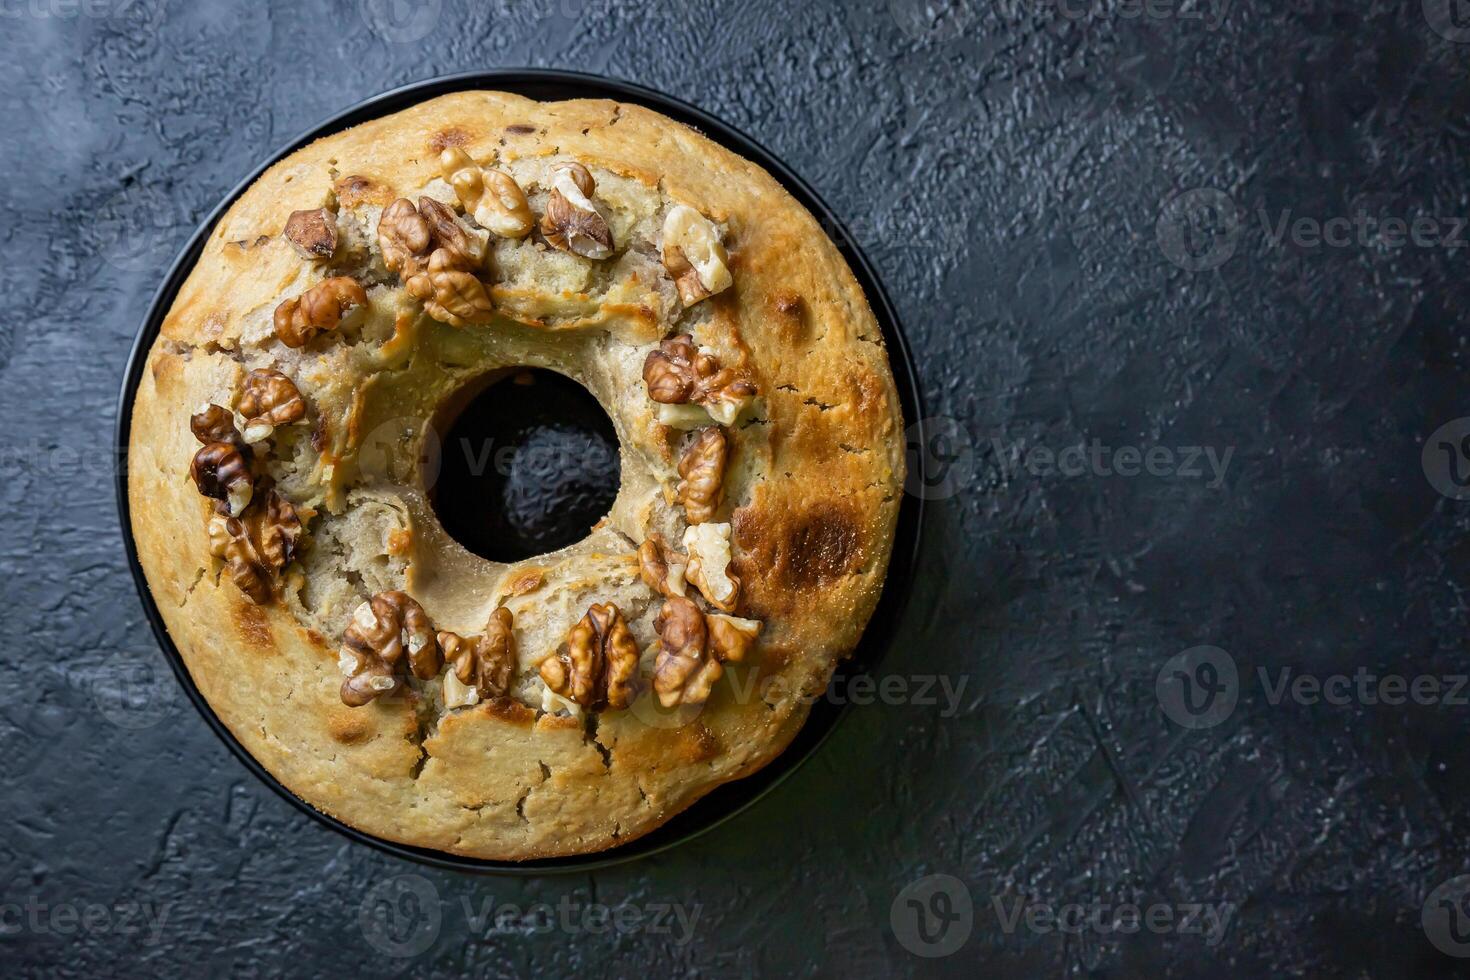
[652,601,763,708]
[652,596,719,708]
[273,277,367,348]
[540,602,639,711]
[405,248,494,327]
[662,205,732,306]
[642,335,756,427]
[208,487,302,605]
[638,533,688,599]
[237,369,306,444]
[677,427,727,525]
[440,147,534,239]
[339,591,442,707]
[284,208,338,260]
[190,441,253,516]
[437,606,517,709]
[540,163,614,260]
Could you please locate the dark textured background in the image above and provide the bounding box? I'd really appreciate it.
[4,0,1470,975]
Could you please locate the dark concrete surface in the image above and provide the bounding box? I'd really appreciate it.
[4,0,1470,976]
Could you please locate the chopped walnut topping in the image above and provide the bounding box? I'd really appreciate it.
[273,277,367,348]
[405,248,494,327]
[440,147,534,239]
[378,198,434,279]
[190,404,244,447]
[662,205,732,306]
[207,487,302,605]
[416,196,487,269]
[237,369,306,444]
[683,521,739,612]
[437,606,516,709]
[652,596,721,708]
[540,162,614,260]
[642,334,756,426]
[638,533,688,599]
[190,441,253,516]
[338,591,441,707]
[677,427,727,525]
[540,602,639,710]
[284,208,338,260]
[707,613,761,664]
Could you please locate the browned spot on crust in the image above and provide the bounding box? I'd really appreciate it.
[735,502,865,601]
[232,600,275,652]
[482,698,537,725]
[785,505,863,586]
[310,414,328,453]
[328,710,374,744]
[305,628,328,649]
[535,712,582,733]
[334,174,394,209]
[387,528,413,556]
[505,124,536,135]
[676,723,722,763]
[429,128,472,152]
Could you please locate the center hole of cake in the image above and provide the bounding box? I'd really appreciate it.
[431,369,621,563]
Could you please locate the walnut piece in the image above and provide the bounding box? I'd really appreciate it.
[540,602,639,710]
[677,427,727,525]
[273,276,367,348]
[190,441,253,516]
[440,147,534,239]
[638,533,688,599]
[190,404,244,447]
[707,613,761,664]
[437,606,516,709]
[652,596,720,708]
[662,205,732,306]
[284,208,338,260]
[339,591,441,707]
[405,248,495,327]
[642,334,756,426]
[416,196,487,270]
[378,198,434,278]
[237,369,306,444]
[540,163,614,260]
[207,487,302,605]
[683,521,739,612]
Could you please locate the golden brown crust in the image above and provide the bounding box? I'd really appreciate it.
[127,91,904,860]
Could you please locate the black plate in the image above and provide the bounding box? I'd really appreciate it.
[114,70,926,874]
